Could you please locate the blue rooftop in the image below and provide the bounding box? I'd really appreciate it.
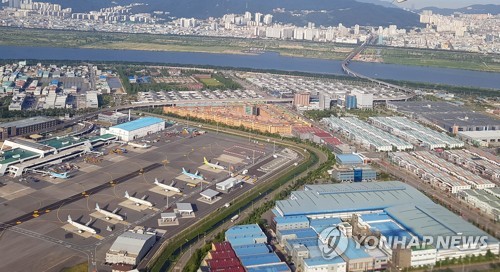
[274,215,309,225]
[239,253,281,267]
[226,224,267,246]
[278,228,317,239]
[233,243,270,257]
[246,263,290,272]
[336,154,363,165]
[284,237,318,248]
[226,224,264,236]
[360,213,391,223]
[303,256,346,267]
[111,117,164,132]
[227,235,266,246]
[343,238,371,260]
[309,218,342,232]
[369,221,413,241]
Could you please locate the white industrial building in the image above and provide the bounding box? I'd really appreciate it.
[459,188,500,221]
[324,117,413,152]
[101,117,165,141]
[457,130,500,147]
[105,231,156,266]
[86,91,99,108]
[352,90,374,109]
[216,177,242,192]
[370,117,464,149]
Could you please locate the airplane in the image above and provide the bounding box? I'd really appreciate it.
[95,203,124,221]
[393,0,408,3]
[49,171,69,179]
[182,168,204,180]
[67,215,97,234]
[203,157,225,170]
[154,178,181,193]
[124,191,153,207]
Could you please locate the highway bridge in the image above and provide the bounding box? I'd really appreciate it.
[342,36,415,97]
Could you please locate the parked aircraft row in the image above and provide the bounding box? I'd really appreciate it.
[65,157,225,234]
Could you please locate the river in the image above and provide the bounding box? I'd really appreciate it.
[0,46,499,90]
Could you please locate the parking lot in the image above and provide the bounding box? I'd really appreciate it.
[243,72,410,100]
[137,89,264,103]
[0,125,300,271]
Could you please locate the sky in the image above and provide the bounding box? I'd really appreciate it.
[385,0,500,9]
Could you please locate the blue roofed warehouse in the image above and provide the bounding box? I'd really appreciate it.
[104,117,165,141]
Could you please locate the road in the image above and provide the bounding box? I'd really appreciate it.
[341,35,414,98]
[376,160,499,238]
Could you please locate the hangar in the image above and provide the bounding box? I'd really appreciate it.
[102,117,165,141]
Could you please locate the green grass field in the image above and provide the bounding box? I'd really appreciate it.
[199,78,223,87]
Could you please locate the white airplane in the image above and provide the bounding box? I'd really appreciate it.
[67,215,97,234]
[154,178,181,193]
[95,203,124,221]
[49,171,69,179]
[203,157,225,170]
[393,0,408,3]
[182,168,204,180]
[124,191,153,207]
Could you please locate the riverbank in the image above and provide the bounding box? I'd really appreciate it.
[0,51,499,90]
[0,27,351,60]
[1,27,499,73]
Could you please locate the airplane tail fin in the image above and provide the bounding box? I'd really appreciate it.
[62,172,68,178]
[154,178,159,184]
[125,191,130,198]
[67,215,72,222]
[182,167,187,173]
[204,157,208,164]
[95,203,100,210]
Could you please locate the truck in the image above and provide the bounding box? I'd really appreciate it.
[230,214,239,222]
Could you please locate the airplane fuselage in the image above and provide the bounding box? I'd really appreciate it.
[67,219,97,234]
[126,196,153,207]
[154,181,181,193]
[96,208,124,221]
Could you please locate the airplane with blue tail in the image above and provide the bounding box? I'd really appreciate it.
[182,168,204,180]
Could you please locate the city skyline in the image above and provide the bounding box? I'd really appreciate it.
[388,0,500,9]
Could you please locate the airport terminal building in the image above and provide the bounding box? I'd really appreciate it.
[101,117,165,141]
[0,116,59,140]
[273,181,499,270]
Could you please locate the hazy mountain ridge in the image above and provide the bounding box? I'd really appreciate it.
[22,0,420,28]
[420,4,500,15]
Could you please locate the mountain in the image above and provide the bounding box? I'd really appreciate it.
[354,0,399,8]
[29,0,420,28]
[420,4,500,15]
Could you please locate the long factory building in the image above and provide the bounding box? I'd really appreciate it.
[273,181,499,271]
[370,117,464,149]
[324,117,413,152]
[389,151,495,193]
[441,149,500,183]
